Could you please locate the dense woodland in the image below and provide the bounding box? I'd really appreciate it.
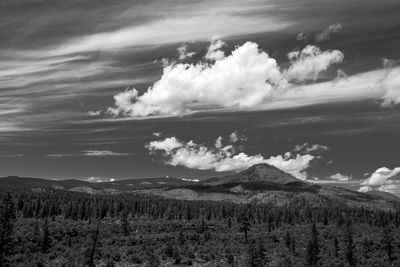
[1,189,400,266]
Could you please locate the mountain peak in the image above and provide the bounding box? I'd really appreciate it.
[207,163,299,186]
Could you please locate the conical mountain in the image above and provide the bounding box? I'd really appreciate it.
[207,163,299,186]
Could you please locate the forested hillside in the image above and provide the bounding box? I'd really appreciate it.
[1,189,400,266]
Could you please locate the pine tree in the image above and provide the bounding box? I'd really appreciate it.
[0,193,15,266]
[333,236,339,258]
[173,246,181,264]
[255,237,267,265]
[240,216,251,243]
[305,222,320,267]
[87,219,101,267]
[41,217,51,253]
[344,220,356,266]
[383,226,394,262]
[121,212,130,236]
[246,241,257,267]
[285,231,291,249]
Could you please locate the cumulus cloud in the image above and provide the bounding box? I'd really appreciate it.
[152,132,162,137]
[82,150,129,157]
[330,173,351,182]
[285,45,344,82]
[177,43,196,60]
[107,41,348,118]
[315,23,344,42]
[214,136,223,149]
[205,39,226,61]
[106,39,400,119]
[107,88,140,117]
[229,131,248,143]
[358,185,372,193]
[146,135,316,179]
[377,183,400,196]
[107,41,287,117]
[361,167,400,186]
[88,110,101,117]
[296,32,308,41]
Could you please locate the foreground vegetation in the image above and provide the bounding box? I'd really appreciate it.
[1,190,400,266]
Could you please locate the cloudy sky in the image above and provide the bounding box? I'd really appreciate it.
[1,0,399,192]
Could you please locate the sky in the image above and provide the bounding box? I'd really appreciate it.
[0,0,400,193]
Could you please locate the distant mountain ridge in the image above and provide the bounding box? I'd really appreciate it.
[1,164,399,210]
[0,175,198,192]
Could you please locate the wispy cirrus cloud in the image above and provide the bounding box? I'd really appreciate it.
[177,43,196,60]
[293,143,330,154]
[82,150,129,157]
[46,150,129,158]
[315,23,344,42]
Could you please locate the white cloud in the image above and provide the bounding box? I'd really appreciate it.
[330,173,351,182]
[107,41,287,117]
[147,137,183,152]
[214,136,223,149]
[107,88,140,117]
[205,39,226,61]
[361,167,400,186]
[88,110,101,117]
[82,150,129,157]
[229,131,248,143]
[105,39,400,119]
[177,43,196,60]
[377,183,400,196]
[285,45,344,82]
[293,143,330,154]
[46,153,74,158]
[315,23,344,42]
[181,178,200,182]
[380,61,400,107]
[296,32,308,41]
[332,69,348,85]
[47,151,129,157]
[266,153,314,180]
[146,136,315,179]
[87,176,115,183]
[358,185,372,193]
[152,132,162,137]
[34,5,289,57]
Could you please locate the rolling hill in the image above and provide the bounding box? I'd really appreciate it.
[1,164,398,210]
[0,175,198,193]
[206,163,299,185]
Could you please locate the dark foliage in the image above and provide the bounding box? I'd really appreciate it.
[1,189,400,266]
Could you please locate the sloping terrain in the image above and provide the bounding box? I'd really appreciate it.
[150,164,400,209]
[206,163,298,185]
[1,164,399,210]
[0,176,197,193]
